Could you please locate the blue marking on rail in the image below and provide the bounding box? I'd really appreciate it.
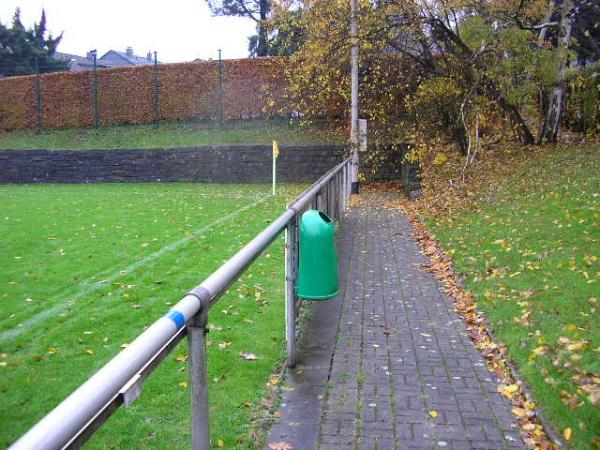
[164,310,185,329]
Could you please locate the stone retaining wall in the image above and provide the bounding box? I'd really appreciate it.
[0,145,346,184]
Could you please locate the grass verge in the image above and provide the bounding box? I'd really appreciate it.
[0,183,304,449]
[0,119,345,150]
[413,144,599,449]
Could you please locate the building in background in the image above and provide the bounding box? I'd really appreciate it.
[99,47,156,67]
[53,47,157,71]
[54,51,106,71]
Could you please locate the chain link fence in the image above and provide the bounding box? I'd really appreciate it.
[0,54,288,134]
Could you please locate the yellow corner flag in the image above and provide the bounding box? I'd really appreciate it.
[273,140,280,158]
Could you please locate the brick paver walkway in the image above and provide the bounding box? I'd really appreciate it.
[267,192,524,450]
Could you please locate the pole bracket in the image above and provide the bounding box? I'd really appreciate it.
[120,374,143,407]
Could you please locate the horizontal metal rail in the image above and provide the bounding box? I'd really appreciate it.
[10,158,352,450]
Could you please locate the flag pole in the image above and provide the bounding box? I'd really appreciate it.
[272,140,279,195]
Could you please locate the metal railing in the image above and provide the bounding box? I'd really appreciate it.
[10,158,352,450]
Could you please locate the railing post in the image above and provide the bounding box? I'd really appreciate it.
[326,182,332,218]
[328,182,333,218]
[332,175,338,221]
[316,189,323,211]
[342,165,346,208]
[336,172,341,221]
[341,165,346,212]
[285,217,298,367]
[347,163,351,205]
[188,312,210,450]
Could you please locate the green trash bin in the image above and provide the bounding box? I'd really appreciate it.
[296,210,339,300]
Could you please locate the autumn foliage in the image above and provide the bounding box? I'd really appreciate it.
[0,57,287,132]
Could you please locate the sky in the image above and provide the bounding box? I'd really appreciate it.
[0,0,257,62]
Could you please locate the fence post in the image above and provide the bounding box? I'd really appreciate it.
[218,49,224,130]
[316,190,323,211]
[345,164,350,208]
[342,165,347,212]
[285,217,298,367]
[153,51,160,128]
[34,57,42,135]
[92,52,99,129]
[336,172,341,221]
[188,312,210,450]
[327,182,333,219]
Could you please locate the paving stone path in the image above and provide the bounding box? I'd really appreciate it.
[266,192,524,450]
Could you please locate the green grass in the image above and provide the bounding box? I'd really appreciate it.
[426,146,599,449]
[0,119,345,150]
[0,183,304,449]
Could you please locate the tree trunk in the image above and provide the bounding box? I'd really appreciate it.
[256,0,270,56]
[542,0,574,143]
[537,0,557,47]
[478,79,536,145]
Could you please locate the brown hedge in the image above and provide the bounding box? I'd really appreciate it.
[0,57,287,132]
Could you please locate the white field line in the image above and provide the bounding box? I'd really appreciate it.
[0,196,271,343]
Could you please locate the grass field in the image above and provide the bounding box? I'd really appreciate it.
[0,183,304,449]
[423,146,599,449]
[0,119,345,150]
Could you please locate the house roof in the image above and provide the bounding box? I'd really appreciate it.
[53,51,100,69]
[99,50,155,67]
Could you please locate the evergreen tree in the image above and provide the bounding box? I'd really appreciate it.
[205,0,271,56]
[248,7,304,57]
[0,8,67,77]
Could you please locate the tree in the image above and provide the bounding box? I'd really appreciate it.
[0,8,67,77]
[279,0,597,172]
[249,6,304,57]
[571,0,600,64]
[540,0,575,142]
[286,1,540,150]
[206,0,271,56]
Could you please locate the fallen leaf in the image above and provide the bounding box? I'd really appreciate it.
[566,340,588,352]
[498,384,519,399]
[562,427,572,441]
[428,410,438,418]
[239,352,257,360]
[268,442,293,450]
[511,407,528,418]
[216,438,224,448]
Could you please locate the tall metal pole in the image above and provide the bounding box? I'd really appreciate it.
[34,56,42,135]
[188,312,210,450]
[153,51,160,128]
[350,0,360,194]
[218,49,224,130]
[92,51,99,129]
